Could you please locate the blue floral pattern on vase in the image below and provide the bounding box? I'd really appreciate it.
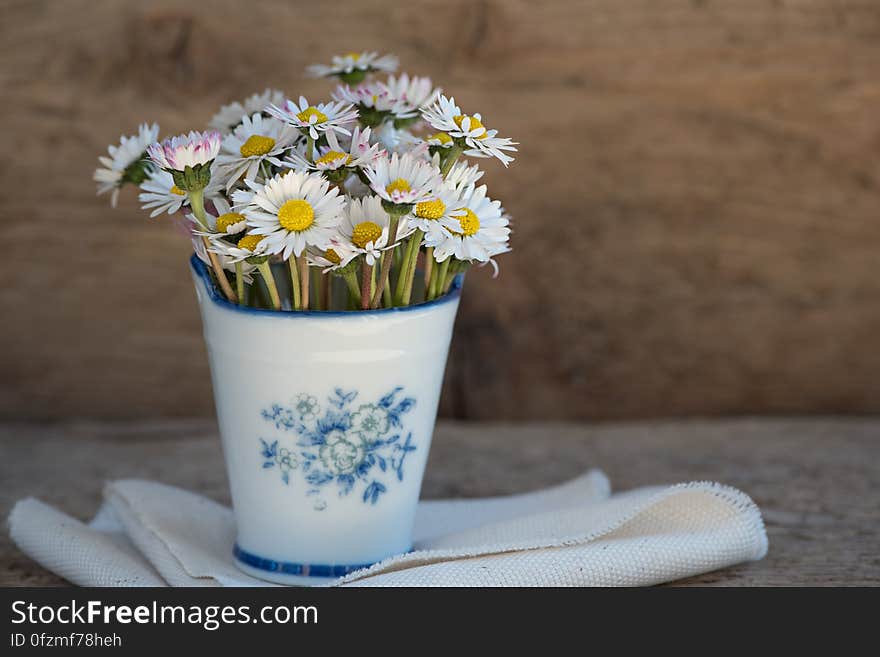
[259,387,416,509]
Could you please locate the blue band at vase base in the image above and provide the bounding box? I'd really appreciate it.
[233,544,375,578]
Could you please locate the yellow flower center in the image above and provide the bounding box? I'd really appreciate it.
[351,221,383,249]
[429,132,452,145]
[453,115,487,139]
[415,199,446,220]
[170,185,186,196]
[345,52,362,60]
[324,248,341,265]
[455,208,480,236]
[237,234,265,252]
[385,178,411,196]
[316,150,352,167]
[216,212,245,233]
[278,199,315,232]
[296,106,328,124]
[239,134,276,158]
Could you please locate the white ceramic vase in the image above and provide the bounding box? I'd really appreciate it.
[190,256,461,585]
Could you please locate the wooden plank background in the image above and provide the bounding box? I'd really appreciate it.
[2,0,880,421]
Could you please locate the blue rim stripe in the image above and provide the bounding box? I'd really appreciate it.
[190,254,463,317]
[233,544,374,578]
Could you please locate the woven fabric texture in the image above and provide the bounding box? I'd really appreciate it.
[7,471,767,587]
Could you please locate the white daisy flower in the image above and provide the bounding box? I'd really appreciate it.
[332,77,435,124]
[139,164,229,218]
[147,130,222,171]
[425,184,510,264]
[285,125,382,173]
[214,113,299,191]
[342,172,372,198]
[384,74,441,119]
[94,123,159,207]
[229,186,255,211]
[307,51,398,82]
[239,171,346,259]
[306,243,359,272]
[338,195,414,266]
[408,181,464,235]
[421,95,517,166]
[205,196,248,235]
[192,234,258,280]
[372,121,422,155]
[191,196,271,301]
[426,131,454,150]
[444,159,485,192]
[332,81,397,114]
[364,151,443,206]
[277,141,309,172]
[138,168,187,217]
[138,164,228,218]
[204,231,270,264]
[266,96,358,142]
[209,88,286,132]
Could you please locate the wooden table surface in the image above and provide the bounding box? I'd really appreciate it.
[1,418,877,586]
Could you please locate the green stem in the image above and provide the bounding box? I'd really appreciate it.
[257,262,281,310]
[444,260,464,294]
[433,258,450,300]
[255,275,270,309]
[400,229,424,306]
[382,271,393,308]
[427,264,437,301]
[289,258,301,310]
[423,247,434,300]
[306,136,315,163]
[440,145,464,177]
[394,238,412,306]
[235,262,245,304]
[370,214,400,308]
[394,236,416,305]
[187,189,210,230]
[342,270,361,301]
[426,259,438,300]
[188,190,237,303]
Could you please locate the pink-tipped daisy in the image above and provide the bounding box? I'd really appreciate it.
[147,130,222,171]
[364,151,443,207]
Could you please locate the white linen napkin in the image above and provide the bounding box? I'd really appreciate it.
[7,471,767,587]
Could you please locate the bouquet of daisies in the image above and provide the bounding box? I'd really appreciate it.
[94,52,516,311]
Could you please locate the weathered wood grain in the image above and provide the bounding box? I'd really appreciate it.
[2,1,880,420]
[1,418,878,586]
